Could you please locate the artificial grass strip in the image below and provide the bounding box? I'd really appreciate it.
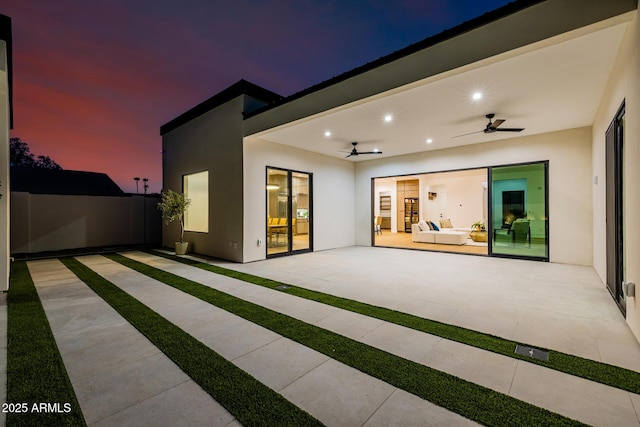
[148,249,640,395]
[109,253,584,427]
[59,257,322,427]
[7,261,86,427]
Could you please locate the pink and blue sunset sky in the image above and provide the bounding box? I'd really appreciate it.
[2,0,511,193]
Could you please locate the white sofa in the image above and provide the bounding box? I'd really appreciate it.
[411,223,468,245]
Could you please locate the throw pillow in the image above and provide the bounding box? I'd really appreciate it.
[440,218,453,228]
[430,221,440,231]
[417,220,428,231]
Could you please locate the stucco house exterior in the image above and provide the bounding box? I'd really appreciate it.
[161,0,640,341]
[1,14,13,291]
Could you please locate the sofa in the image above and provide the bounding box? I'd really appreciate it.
[438,218,472,237]
[411,221,468,245]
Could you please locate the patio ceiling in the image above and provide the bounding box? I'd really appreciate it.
[250,16,630,161]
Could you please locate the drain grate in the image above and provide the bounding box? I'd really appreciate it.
[514,344,549,361]
[275,285,291,290]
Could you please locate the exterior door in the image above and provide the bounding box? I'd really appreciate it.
[266,167,312,257]
[605,103,625,313]
[489,162,549,260]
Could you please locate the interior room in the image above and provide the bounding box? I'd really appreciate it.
[266,168,311,256]
[373,168,488,255]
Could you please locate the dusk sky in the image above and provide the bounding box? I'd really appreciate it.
[3,0,512,193]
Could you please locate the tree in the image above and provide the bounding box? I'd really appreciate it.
[35,155,61,170]
[9,137,62,169]
[157,189,191,243]
[9,137,34,167]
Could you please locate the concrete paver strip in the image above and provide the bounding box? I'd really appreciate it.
[27,259,237,426]
[279,359,395,427]
[510,361,640,426]
[123,250,640,427]
[363,389,480,427]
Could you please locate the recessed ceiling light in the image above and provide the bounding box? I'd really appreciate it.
[324,131,331,137]
[384,114,393,123]
[472,92,482,101]
[373,149,379,153]
[426,138,433,144]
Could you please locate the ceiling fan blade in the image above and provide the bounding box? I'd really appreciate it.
[358,151,383,155]
[345,153,355,158]
[495,127,524,132]
[451,130,483,138]
[490,119,505,129]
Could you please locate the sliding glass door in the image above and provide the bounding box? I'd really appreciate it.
[490,162,548,260]
[266,167,312,257]
[605,103,625,313]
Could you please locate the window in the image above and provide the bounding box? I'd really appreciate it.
[183,171,208,232]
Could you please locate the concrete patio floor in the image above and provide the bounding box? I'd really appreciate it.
[4,246,640,426]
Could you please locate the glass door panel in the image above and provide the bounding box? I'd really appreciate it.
[267,169,290,256]
[266,168,312,257]
[605,104,625,313]
[292,172,311,252]
[490,162,548,260]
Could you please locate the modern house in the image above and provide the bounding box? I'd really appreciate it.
[1,14,13,291]
[161,0,639,341]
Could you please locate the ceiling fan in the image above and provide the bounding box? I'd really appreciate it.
[452,113,524,138]
[343,142,383,158]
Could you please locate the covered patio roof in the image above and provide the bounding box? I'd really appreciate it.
[244,0,635,161]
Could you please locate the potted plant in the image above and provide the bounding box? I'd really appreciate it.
[158,189,191,255]
[470,221,487,242]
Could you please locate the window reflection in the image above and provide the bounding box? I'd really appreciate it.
[491,162,548,259]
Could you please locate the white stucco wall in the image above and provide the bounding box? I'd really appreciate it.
[592,10,639,341]
[355,127,594,266]
[243,138,355,262]
[0,39,9,291]
[162,97,245,261]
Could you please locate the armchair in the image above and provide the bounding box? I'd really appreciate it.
[493,219,530,247]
